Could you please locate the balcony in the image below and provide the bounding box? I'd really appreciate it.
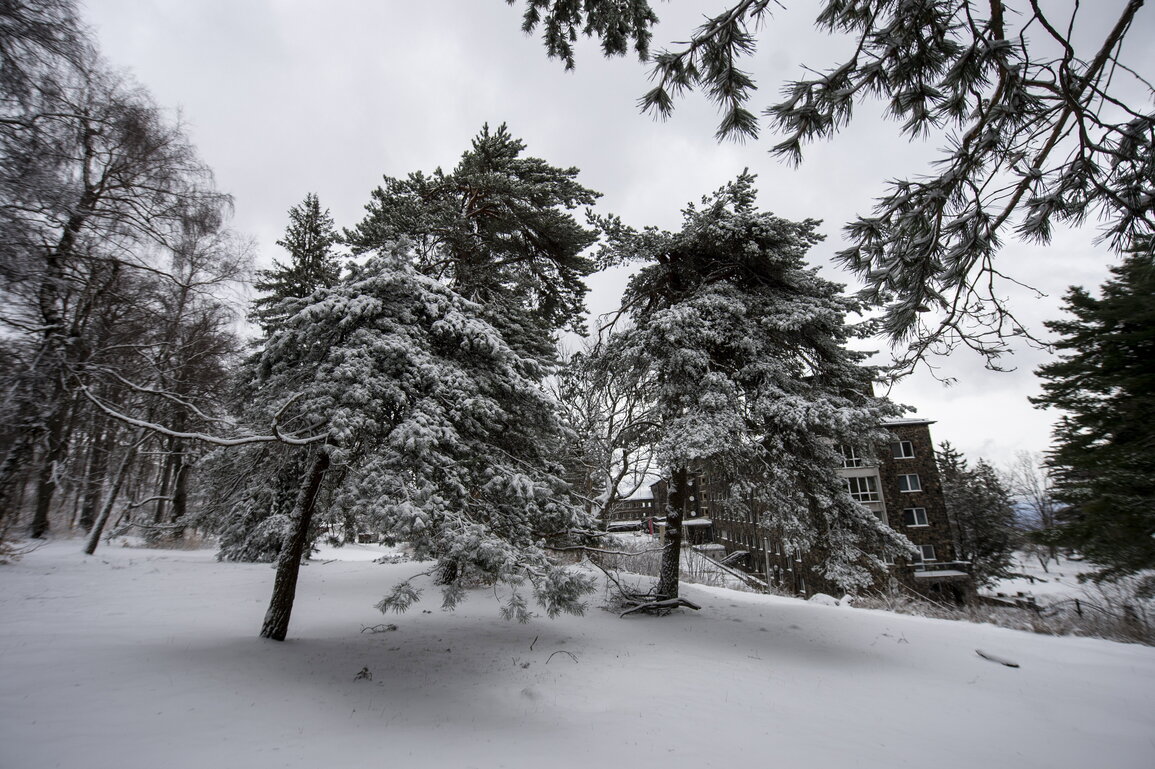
[911,560,971,580]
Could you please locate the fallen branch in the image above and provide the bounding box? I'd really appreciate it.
[360,623,398,634]
[620,597,702,617]
[109,520,188,536]
[975,649,1020,668]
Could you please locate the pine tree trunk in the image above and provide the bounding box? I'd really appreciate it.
[656,466,688,600]
[260,450,330,642]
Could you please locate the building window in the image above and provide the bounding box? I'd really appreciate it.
[891,440,915,459]
[845,475,880,503]
[898,473,921,492]
[902,507,928,526]
[920,544,936,561]
[838,445,867,468]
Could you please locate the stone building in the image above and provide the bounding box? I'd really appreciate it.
[603,492,660,531]
[701,419,973,601]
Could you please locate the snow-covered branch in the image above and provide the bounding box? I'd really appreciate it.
[79,384,326,447]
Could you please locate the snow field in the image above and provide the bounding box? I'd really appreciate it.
[2,541,1153,769]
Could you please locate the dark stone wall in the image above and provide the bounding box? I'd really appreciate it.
[878,422,956,565]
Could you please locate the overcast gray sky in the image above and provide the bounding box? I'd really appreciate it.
[80,0,1153,470]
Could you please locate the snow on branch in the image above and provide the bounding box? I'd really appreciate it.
[79,384,326,447]
[86,367,240,427]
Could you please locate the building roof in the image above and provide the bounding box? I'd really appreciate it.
[620,484,656,501]
[881,418,937,427]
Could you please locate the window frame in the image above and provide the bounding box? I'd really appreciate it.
[845,475,880,503]
[891,440,915,459]
[919,544,937,562]
[897,473,922,493]
[838,444,868,468]
[901,507,929,527]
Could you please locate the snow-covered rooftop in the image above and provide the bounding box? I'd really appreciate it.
[620,485,656,501]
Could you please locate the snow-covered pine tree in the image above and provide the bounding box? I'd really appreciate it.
[249,249,594,640]
[250,192,341,334]
[345,123,599,364]
[592,173,910,600]
[209,193,344,561]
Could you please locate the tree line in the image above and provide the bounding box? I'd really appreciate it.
[0,0,243,551]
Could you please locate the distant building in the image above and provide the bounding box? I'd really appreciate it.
[647,419,974,602]
[603,491,660,532]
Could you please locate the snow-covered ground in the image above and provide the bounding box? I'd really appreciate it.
[988,553,1101,604]
[3,540,1154,769]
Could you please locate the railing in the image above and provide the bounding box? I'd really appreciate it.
[684,546,768,592]
[911,560,971,574]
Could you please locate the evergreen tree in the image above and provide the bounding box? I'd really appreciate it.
[241,251,593,640]
[232,128,601,639]
[592,173,908,600]
[345,123,599,363]
[250,192,341,334]
[215,193,341,559]
[937,443,1017,587]
[1031,255,1155,582]
[219,130,599,584]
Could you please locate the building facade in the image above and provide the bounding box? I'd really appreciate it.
[604,493,660,531]
[696,419,972,601]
